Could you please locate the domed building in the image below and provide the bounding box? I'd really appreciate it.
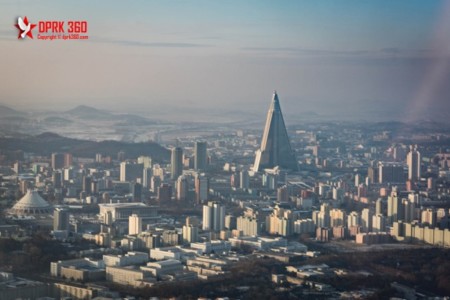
[9,190,53,216]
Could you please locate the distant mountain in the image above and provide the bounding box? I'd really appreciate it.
[0,104,25,117]
[64,105,113,119]
[115,114,158,125]
[374,121,406,128]
[63,105,158,125]
[43,116,73,124]
[0,132,170,162]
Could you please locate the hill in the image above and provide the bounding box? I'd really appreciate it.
[64,105,113,119]
[0,104,26,118]
[0,132,170,162]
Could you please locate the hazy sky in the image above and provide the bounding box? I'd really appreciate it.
[1,0,449,122]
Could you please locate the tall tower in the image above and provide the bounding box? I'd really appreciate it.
[171,147,183,180]
[194,141,207,171]
[253,91,298,172]
[407,145,421,182]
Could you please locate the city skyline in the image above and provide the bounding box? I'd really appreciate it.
[1,2,450,299]
[0,1,449,123]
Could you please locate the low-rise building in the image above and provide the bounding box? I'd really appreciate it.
[355,232,391,244]
[0,273,52,300]
[141,259,184,277]
[103,251,149,267]
[105,266,156,287]
[53,283,98,299]
[228,236,287,250]
[60,265,105,282]
[190,240,231,254]
[150,246,200,261]
[50,258,105,278]
[98,203,158,222]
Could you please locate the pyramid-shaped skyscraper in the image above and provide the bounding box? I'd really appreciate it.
[253,91,298,172]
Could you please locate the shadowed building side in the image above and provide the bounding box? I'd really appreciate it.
[253,91,298,172]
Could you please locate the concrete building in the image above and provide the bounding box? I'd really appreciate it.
[361,208,373,233]
[378,162,404,184]
[103,251,149,267]
[51,152,65,170]
[53,283,97,300]
[329,209,345,227]
[171,147,183,180]
[202,201,225,231]
[162,230,181,246]
[150,247,200,261]
[195,173,209,204]
[421,208,437,227]
[182,225,198,243]
[176,175,189,201]
[355,232,391,245]
[53,207,69,231]
[236,216,260,236]
[190,240,231,254]
[141,259,184,277]
[237,170,249,190]
[157,183,172,202]
[316,227,332,242]
[387,189,403,225]
[0,273,52,300]
[105,266,154,287]
[228,236,287,250]
[120,161,144,182]
[347,211,361,228]
[294,219,315,234]
[186,256,230,279]
[407,145,421,181]
[277,185,289,202]
[137,156,152,169]
[99,203,158,222]
[194,141,207,171]
[128,214,142,235]
[60,265,105,282]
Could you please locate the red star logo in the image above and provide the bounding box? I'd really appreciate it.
[14,16,37,39]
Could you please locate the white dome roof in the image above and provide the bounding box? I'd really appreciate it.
[10,190,52,215]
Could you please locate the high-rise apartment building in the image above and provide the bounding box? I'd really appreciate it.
[202,201,225,231]
[120,162,144,182]
[54,208,70,231]
[378,162,404,184]
[129,214,142,235]
[361,208,373,233]
[195,173,209,204]
[171,147,183,180]
[240,170,249,189]
[387,189,403,225]
[51,153,65,170]
[182,225,198,243]
[407,145,421,181]
[194,141,207,171]
[176,175,189,201]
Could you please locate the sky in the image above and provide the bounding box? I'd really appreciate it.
[1,0,449,122]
